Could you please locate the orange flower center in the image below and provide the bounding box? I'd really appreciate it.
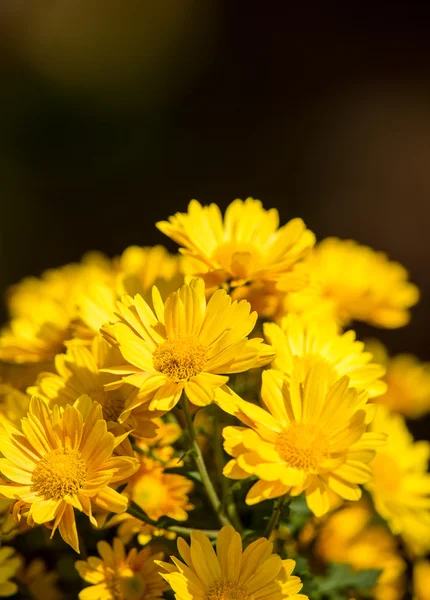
[275,422,329,471]
[32,448,87,500]
[206,581,253,600]
[153,336,207,381]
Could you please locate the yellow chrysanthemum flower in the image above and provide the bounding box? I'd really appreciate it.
[366,340,430,418]
[218,364,386,516]
[29,335,164,439]
[157,198,315,293]
[157,524,307,600]
[75,538,167,600]
[103,278,274,412]
[366,407,430,556]
[303,238,419,328]
[264,315,386,398]
[108,513,176,546]
[0,547,22,597]
[124,453,194,522]
[315,500,406,600]
[414,560,430,600]
[0,253,113,363]
[77,245,182,339]
[0,395,138,553]
[0,383,30,429]
[18,559,62,600]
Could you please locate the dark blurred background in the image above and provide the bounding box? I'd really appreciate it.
[1,3,429,404]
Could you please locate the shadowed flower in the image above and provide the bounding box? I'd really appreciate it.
[0,546,22,597]
[264,315,386,398]
[102,278,274,412]
[18,558,62,600]
[218,363,386,516]
[75,538,167,600]
[303,238,419,328]
[157,524,307,600]
[414,560,430,600]
[0,396,138,552]
[366,407,430,556]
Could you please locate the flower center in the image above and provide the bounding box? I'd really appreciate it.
[275,422,329,471]
[32,448,87,500]
[153,336,207,381]
[371,454,402,493]
[206,581,253,600]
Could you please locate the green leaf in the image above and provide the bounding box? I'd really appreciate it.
[316,563,382,595]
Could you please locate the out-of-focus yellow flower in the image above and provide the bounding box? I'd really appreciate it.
[75,538,167,600]
[77,245,182,339]
[366,407,430,556]
[219,363,386,516]
[0,396,138,553]
[157,525,307,600]
[414,560,430,600]
[303,238,419,328]
[157,198,315,296]
[0,547,22,597]
[124,453,194,522]
[103,278,274,412]
[111,513,176,546]
[0,253,112,363]
[18,559,62,600]
[0,384,30,428]
[0,498,29,542]
[264,315,386,398]
[29,335,164,439]
[367,340,430,418]
[315,500,406,600]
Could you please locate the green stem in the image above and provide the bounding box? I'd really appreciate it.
[168,526,218,539]
[263,495,287,539]
[127,505,218,538]
[181,399,231,528]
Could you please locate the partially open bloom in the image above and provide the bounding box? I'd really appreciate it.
[414,561,430,600]
[315,500,406,600]
[0,253,112,363]
[103,278,274,412]
[157,198,315,293]
[0,547,22,597]
[367,340,430,418]
[219,364,386,516]
[264,315,386,398]
[75,538,166,600]
[0,396,138,552]
[366,407,430,556]
[29,335,164,439]
[303,238,419,328]
[157,524,307,600]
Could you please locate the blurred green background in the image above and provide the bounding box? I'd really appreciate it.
[1,3,429,433]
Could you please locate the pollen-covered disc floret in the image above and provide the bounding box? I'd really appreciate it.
[152,336,207,381]
[218,362,386,517]
[0,395,138,553]
[157,525,307,600]
[102,278,274,412]
[32,449,87,500]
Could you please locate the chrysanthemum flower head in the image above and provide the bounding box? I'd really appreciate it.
[0,395,138,552]
[264,315,387,398]
[218,363,386,516]
[305,238,419,328]
[366,340,430,418]
[0,546,22,597]
[157,198,315,293]
[124,453,194,522]
[315,500,406,600]
[103,278,274,412]
[0,253,113,363]
[75,537,167,600]
[157,524,307,600]
[366,407,430,556]
[29,335,164,440]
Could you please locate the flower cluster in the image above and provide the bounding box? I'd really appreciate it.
[0,197,426,599]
